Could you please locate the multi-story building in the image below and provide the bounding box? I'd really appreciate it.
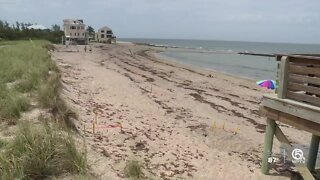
[63,19,88,45]
[96,26,115,43]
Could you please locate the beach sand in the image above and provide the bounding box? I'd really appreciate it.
[52,43,311,179]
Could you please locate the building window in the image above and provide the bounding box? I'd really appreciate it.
[82,33,84,36]
[101,34,104,38]
[78,33,80,36]
[107,35,112,38]
[75,33,76,36]
[101,30,104,33]
[77,26,80,30]
[107,31,112,34]
[71,26,75,29]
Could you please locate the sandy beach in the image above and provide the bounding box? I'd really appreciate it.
[52,43,311,180]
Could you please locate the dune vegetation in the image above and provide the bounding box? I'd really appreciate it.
[0,40,87,179]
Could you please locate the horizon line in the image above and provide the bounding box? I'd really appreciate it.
[118,37,320,46]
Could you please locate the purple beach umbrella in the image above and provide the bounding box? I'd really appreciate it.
[256,80,276,90]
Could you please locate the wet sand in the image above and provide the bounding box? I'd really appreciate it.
[52,43,310,179]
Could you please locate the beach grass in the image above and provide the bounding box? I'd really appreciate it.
[0,40,53,121]
[0,121,87,179]
[0,40,73,125]
[0,40,87,178]
[0,138,8,149]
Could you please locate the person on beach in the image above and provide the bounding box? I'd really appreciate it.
[84,46,87,52]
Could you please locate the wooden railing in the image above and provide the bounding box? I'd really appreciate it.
[276,54,320,106]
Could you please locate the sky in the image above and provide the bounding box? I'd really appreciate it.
[1,0,320,44]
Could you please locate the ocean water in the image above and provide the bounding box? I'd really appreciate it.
[120,38,320,80]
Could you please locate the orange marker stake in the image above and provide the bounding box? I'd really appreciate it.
[92,111,98,134]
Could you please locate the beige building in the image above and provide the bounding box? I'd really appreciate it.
[96,26,115,43]
[63,19,88,45]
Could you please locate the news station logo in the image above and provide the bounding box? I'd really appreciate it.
[268,148,305,164]
[291,148,305,164]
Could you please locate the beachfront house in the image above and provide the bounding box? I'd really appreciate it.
[63,19,88,45]
[96,26,115,44]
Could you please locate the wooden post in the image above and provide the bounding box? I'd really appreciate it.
[278,56,289,99]
[307,134,320,172]
[261,118,276,174]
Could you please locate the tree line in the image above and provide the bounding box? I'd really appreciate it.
[0,20,64,43]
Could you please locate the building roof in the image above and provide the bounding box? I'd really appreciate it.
[27,24,48,30]
[63,19,85,25]
[99,26,112,31]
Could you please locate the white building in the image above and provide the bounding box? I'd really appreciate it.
[96,26,115,43]
[63,19,88,45]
